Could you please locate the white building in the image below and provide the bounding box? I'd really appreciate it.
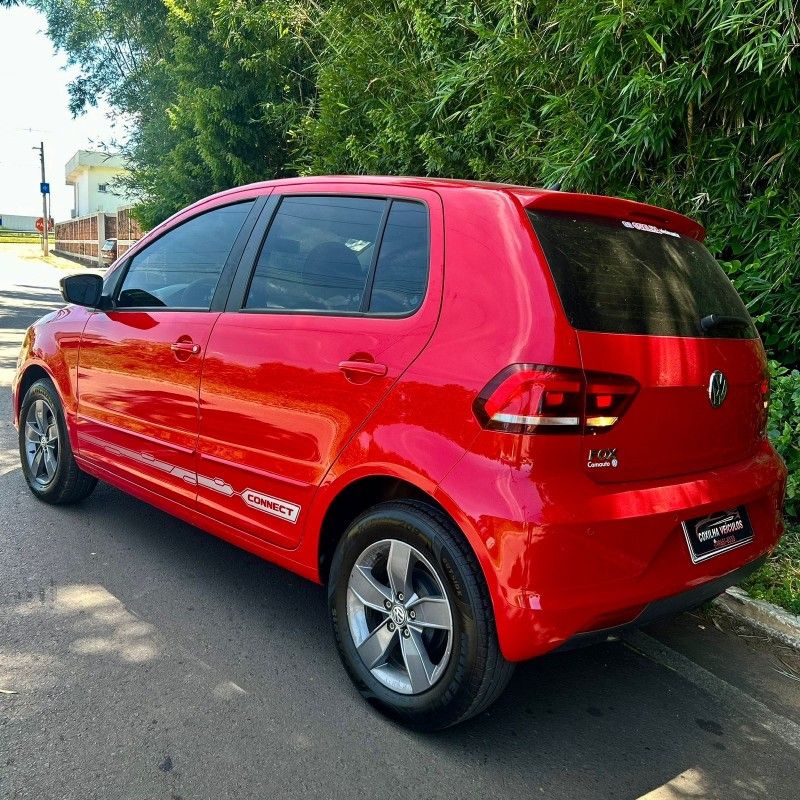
[65,150,136,218]
[0,213,37,231]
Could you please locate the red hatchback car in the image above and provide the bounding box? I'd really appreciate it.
[13,177,787,729]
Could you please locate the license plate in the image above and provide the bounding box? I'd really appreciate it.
[682,506,753,563]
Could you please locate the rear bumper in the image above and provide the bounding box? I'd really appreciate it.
[437,439,787,662]
[553,556,765,652]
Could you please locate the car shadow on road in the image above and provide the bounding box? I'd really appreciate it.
[0,289,62,386]
[9,479,786,800]
[0,287,62,312]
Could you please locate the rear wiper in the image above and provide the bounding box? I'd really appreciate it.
[700,314,751,333]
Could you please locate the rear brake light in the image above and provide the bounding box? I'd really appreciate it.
[584,373,639,430]
[473,365,638,435]
[759,376,770,435]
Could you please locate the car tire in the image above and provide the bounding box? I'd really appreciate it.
[18,378,97,504]
[328,499,514,730]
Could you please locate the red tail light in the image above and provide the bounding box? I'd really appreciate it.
[584,372,640,430]
[473,365,639,435]
[758,376,770,435]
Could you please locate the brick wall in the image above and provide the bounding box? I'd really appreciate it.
[54,214,101,265]
[116,206,145,257]
[54,206,145,266]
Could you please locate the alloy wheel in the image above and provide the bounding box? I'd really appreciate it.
[346,538,454,695]
[24,398,59,487]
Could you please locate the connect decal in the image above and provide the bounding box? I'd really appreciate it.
[241,490,300,523]
[80,433,300,524]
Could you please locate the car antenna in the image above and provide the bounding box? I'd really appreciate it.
[546,182,562,191]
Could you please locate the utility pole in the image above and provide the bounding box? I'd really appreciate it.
[33,141,49,257]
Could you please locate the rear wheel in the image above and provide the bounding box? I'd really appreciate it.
[19,379,97,504]
[328,500,514,730]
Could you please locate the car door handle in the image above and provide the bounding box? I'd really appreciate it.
[338,360,388,377]
[171,341,201,355]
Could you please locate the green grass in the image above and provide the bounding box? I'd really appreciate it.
[743,520,800,615]
[0,235,41,244]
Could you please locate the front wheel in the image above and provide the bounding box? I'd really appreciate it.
[19,378,97,504]
[328,500,514,730]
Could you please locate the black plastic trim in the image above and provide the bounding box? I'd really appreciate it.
[209,196,268,312]
[225,194,280,312]
[358,200,392,313]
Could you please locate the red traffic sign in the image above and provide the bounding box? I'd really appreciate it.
[35,217,54,232]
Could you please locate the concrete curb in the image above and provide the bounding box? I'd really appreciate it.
[625,630,800,754]
[713,586,800,651]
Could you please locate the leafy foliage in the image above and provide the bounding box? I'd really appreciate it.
[743,520,800,615]
[303,0,800,364]
[744,360,800,613]
[132,0,313,228]
[29,0,170,116]
[26,0,800,362]
[768,360,800,521]
[28,0,315,229]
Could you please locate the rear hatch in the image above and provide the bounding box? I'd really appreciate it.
[528,208,768,484]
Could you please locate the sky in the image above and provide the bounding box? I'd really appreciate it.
[0,6,120,221]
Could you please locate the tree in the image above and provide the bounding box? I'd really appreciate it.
[302,0,800,363]
[131,0,313,227]
[28,0,800,361]
[29,0,315,229]
[29,0,169,115]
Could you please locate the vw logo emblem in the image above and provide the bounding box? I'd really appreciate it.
[391,605,407,626]
[708,370,728,408]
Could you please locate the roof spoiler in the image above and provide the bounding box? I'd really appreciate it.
[525,191,705,241]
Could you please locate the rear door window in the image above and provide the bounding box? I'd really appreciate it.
[528,211,756,339]
[368,200,429,314]
[245,195,385,313]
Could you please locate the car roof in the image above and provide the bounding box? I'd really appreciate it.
[174,175,706,241]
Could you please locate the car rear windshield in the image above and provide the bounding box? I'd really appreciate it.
[528,211,757,339]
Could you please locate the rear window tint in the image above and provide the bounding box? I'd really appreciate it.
[368,200,429,314]
[245,195,384,313]
[528,211,757,339]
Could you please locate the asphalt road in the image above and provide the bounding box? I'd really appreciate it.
[1,244,799,800]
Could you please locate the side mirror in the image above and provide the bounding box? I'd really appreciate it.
[60,274,105,308]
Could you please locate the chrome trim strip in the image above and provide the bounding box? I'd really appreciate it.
[79,433,299,522]
[491,413,580,426]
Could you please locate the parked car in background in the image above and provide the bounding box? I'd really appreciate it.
[100,238,117,267]
[12,176,787,729]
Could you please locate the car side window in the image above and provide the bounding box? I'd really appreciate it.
[117,201,255,309]
[245,195,385,313]
[368,201,429,314]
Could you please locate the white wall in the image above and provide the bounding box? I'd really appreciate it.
[87,166,134,213]
[71,166,135,217]
[0,213,38,231]
[75,173,90,217]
